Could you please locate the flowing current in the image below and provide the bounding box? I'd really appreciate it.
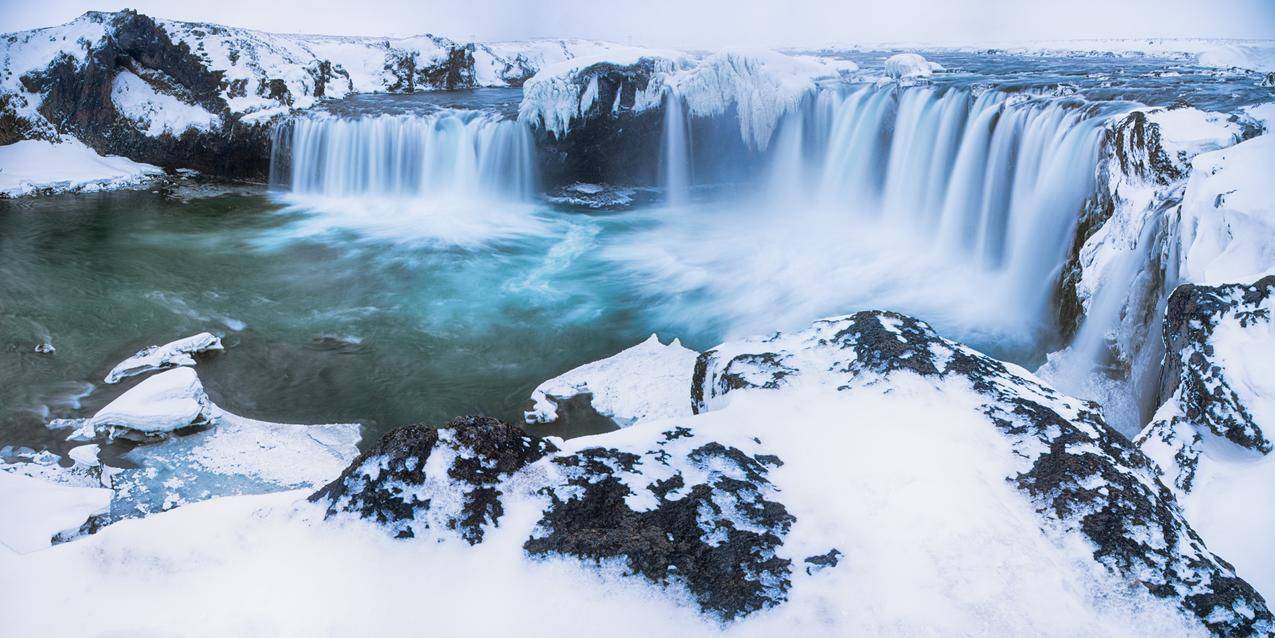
[267,84,1113,359]
[270,109,535,200]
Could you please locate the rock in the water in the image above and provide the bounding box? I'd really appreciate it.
[89,367,212,442]
[103,331,223,384]
[525,333,698,428]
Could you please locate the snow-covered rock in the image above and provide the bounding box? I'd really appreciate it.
[311,310,1269,634]
[884,52,933,79]
[88,367,212,442]
[1138,277,1275,598]
[0,138,162,197]
[103,331,223,384]
[520,50,855,151]
[109,69,222,136]
[1,10,658,184]
[524,334,698,427]
[0,472,111,553]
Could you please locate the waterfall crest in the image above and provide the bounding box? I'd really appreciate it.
[270,110,535,201]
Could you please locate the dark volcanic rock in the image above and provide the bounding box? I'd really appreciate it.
[310,416,556,544]
[524,430,794,622]
[1139,277,1275,495]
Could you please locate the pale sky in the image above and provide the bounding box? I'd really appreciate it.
[2,0,1274,48]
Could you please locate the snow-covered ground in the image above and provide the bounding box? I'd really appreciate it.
[0,139,162,197]
[1,311,1267,635]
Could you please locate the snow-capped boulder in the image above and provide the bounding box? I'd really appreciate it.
[884,53,934,79]
[0,471,111,553]
[1138,277,1275,597]
[525,334,698,427]
[314,310,1271,634]
[103,331,223,384]
[89,367,212,442]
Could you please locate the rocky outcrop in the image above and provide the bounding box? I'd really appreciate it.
[311,416,556,544]
[1,11,653,183]
[314,310,1271,635]
[15,11,272,179]
[693,311,1271,636]
[1141,277,1275,492]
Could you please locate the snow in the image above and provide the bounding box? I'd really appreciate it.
[1177,133,1275,285]
[1139,299,1275,599]
[104,332,224,384]
[0,368,1208,636]
[1145,107,1242,164]
[0,472,111,553]
[1196,43,1275,73]
[520,50,857,150]
[524,334,698,427]
[0,139,162,197]
[884,52,933,79]
[88,367,212,440]
[110,70,222,136]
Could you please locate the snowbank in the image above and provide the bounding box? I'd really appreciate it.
[88,367,212,441]
[104,332,224,384]
[1196,43,1275,73]
[0,139,162,197]
[524,334,698,426]
[1177,133,1275,285]
[0,472,111,553]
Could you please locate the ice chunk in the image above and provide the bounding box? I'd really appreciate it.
[0,472,111,553]
[525,334,698,427]
[89,367,212,442]
[104,332,223,384]
[885,53,934,79]
[111,409,360,517]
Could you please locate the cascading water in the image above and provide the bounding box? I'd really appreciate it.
[660,91,693,206]
[614,84,1118,362]
[780,86,1113,333]
[267,108,541,246]
[271,110,535,200]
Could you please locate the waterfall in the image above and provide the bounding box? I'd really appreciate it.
[270,109,535,202]
[759,86,1111,333]
[660,91,693,206]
